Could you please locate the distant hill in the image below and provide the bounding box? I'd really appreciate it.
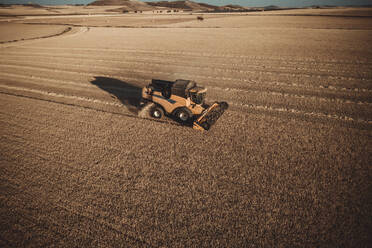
[88,0,153,11]
[22,3,45,8]
[87,0,250,12]
[146,0,216,11]
[263,5,281,10]
[146,1,249,12]
[217,4,249,12]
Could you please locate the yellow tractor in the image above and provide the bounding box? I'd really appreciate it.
[142,79,228,131]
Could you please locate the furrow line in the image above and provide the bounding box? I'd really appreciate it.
[0,84,122,107]
[0,86,182,128]
[1,52,368,77]
[209,86,372,106]
[0,69,147,89]
[1,62,371,94]
[0,63,143,85]
[0,27,89,49]
[0,27,72,45]
[0,71,93,89]
[0,70,370,106]
[0,84,370,125]
[235,103,371,125]
[19,46,372,65]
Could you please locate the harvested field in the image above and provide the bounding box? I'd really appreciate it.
[0,6,371,247]
[19,14,209,27]
[0,23,70,43]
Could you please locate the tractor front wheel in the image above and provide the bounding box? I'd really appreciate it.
[176,108,192,123]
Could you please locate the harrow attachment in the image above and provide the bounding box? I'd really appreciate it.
[193,102,229,131]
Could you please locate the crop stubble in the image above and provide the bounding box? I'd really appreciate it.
[0,10,371,247]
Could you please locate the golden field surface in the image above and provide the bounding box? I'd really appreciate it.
[0,6,371,247]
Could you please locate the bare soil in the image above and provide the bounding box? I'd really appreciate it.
[0,6,371,248]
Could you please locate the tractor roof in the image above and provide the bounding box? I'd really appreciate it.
[150,79,205,98]
[189,86,207,93]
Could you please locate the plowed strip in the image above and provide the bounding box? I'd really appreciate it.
[0,84,370,125]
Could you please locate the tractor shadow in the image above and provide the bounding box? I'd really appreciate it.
[90,76,143,115]
[90,76,191,127]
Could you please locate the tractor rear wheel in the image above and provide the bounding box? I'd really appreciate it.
[150,105,164,119]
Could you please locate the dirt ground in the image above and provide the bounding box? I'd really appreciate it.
[0,6,371,247]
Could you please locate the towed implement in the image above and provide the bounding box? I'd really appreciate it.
[142,79,228,131]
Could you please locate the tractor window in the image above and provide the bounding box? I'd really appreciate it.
[162,87,171,98]
[191,92,205,104]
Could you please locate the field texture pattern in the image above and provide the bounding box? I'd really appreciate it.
[0,7,371,247]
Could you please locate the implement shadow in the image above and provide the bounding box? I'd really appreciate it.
[90,76,142,114]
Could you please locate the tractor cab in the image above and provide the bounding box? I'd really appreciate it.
[189,87,207,105]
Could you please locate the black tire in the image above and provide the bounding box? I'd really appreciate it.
[175,108,192,123]
[150,105,164,119]
[201,122,210,130]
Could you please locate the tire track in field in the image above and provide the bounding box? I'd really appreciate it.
[1,59,371,96]
[1,65,371,121]
[2,50,371,80]
[3,48,368,70]
[0,84,122,107]
[1,56,370,118]
[209,86,371,105]
[0,84,370,125]
[2,70,371,123]
[1,50,371,85]
[3,50,371,93]
[1,70,370,107]
[0,27,89,48]
[1,60,371,104]
[1,69,370,124]
[17,45,372,65]
[0,27,71,45]
[2,51,370,78]
[0,86,182,127]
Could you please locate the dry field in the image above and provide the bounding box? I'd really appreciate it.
[0,6,371,247]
